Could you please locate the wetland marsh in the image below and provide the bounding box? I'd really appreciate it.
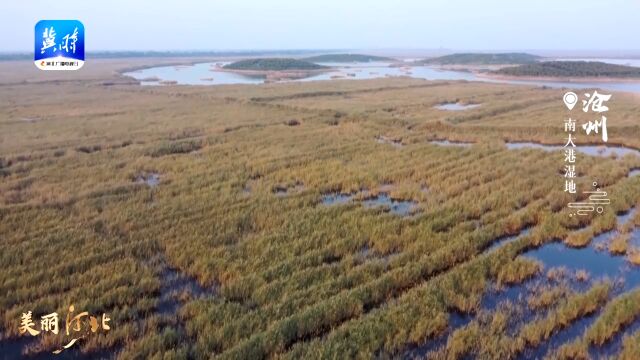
[2,57,640,359]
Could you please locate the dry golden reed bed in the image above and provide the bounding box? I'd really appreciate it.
[1,59,640,358]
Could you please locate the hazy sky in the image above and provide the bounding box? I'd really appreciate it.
[3,0,639,52]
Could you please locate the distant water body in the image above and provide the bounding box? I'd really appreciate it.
[125,58,640,94]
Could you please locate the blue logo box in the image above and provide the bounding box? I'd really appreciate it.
[34,20,85,70]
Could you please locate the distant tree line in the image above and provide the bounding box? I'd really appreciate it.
[303,54,395,62]
[494,61,640,78]
[224,58,328,71]
[422,53,541,65]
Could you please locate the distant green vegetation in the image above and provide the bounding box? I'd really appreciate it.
[494,61,640,78]
[303,53,395,62]
[223,58,328,71]
[422,52,541,65]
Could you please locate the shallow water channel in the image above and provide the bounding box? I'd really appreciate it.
[406,209,640,358]
[429,139,640,159]
[322,192,418,216]
[434,103,481,111]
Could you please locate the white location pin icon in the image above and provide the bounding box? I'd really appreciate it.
[563,92,578,110]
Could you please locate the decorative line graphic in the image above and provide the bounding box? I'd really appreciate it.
[568,181,611,216]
